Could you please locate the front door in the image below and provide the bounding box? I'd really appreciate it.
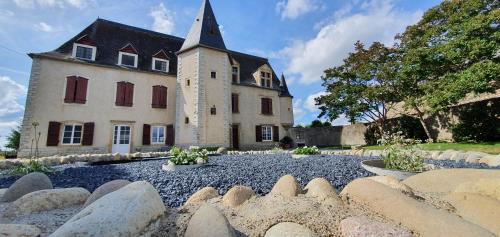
[232,125,239,150]
[112,125,131,154]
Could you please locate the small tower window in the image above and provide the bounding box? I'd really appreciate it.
[210,105,217,115]
[185,117,189,124]
[186,79,190,86]
[211,71,217,79]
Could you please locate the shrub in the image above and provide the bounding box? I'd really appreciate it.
[364,125,381,146]
[279,136,294,148]
[168,146,208,166]
[10,159,54,175]
[364,116,427,145]
[451,100,500,142]
[293,146,320,155]
[379,132,424,172]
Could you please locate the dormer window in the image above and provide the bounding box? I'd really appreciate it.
[152,58,169,72]
[72,43,96,61]
[232,66,239,83]
[119,52,138,68]
[261,71,272,88]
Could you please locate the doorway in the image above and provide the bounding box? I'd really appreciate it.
[112,125,131,154]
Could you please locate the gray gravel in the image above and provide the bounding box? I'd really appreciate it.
[0,154,496,207]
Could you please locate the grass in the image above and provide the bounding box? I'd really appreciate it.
[319,145,352,150]
[364,142,500,154]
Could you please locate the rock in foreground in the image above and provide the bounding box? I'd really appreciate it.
[2,172,53,202]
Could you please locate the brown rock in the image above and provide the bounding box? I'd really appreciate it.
[304,178,338,200]
[340,178,495,237]
[222,185,255,207]
[185,187,220,205]
[271,175,301,197]
[368,176,414,196]
[0,224,41,237]
[84,179,131,207]
[185,204,235,237]
[339,216,411,237]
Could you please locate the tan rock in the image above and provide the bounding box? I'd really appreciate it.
[0,188,6,201]
[454,178,500,200]
[84,179,131,207]
[368,176,414,196]
[450,152,467,161]
[271,175,301,197]
[444,192,500,235]
[222,185,255,207]
[436,150,458,160]
[339,216,412,237]
[185,204,236,237]
[185,187,220,205]
[403,169,500,195]
[464,151,489,163]
[478,155,500,167]
[4,188,90,217]
[304,178,338,200]
[51,181,166,237]
[2,172,53,202]
[264,222,317,237]
[340,178,495,237]
[0,224,41,237]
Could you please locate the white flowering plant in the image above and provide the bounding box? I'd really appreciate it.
[379,132,424,172]
[168,146,209,166]
[293,146,320,155]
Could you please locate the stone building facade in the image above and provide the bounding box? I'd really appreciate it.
[18,0,293,157]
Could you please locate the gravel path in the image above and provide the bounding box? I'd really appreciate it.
[0,154,496,207]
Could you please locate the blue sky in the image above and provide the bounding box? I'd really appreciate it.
[0,0,441,148]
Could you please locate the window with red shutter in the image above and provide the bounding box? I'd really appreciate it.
[143,124,151,145]
[74,77,88,104]
[255,125,262,142]
[124,82,134,107]
[166,125,174,146]
[82,122,95,146]
[47,121,61,146]
[64,76,77,103]
[115,82,126,106]
[268,98,273,115]
[273,126,279,142]
[152,86,167,109]
[261,98,272,115]
[232,94,239,113]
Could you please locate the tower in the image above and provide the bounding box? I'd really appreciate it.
[175,0,231,147]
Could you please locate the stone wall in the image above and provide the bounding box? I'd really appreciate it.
[289,123,367,147]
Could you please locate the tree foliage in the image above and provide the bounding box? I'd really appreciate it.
[316,41,399,132]
[5,126,20,151]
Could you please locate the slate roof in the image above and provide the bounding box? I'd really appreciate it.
[179,0,226,53]
[30,18,292,97]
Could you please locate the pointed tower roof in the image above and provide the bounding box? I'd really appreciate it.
[279,73,293,98]
[179,0,226,53]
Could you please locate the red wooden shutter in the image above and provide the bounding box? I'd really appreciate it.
[268,98,273,115]
[64,76,77,103]
[255,125,262,142]
[166,125,174,146]
[46,121,61,146]
[74,77,88,104]
[160,86,167,108]
[232,94,239,113]
[273,126,279,142]
[82,122,95,146]
[143,124,151,145]
[115,82,125,106]
[152,86,159,108]
[124,83,134,107]
[261,98,266,114]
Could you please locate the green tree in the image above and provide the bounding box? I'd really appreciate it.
[310,120,324,128]
[316,41,399,133]
[396,0,499,140]
[6,126,21,151]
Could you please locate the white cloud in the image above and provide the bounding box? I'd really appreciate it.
[276,0,323,20]
[279,0,423,85]
[293,98,305,120]
[304,91,327,113]
[34,22,58,33]
[150,3,175,34]
[0,76,26,116]
[13,0,91,9]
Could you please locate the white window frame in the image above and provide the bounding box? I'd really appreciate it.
[262,125,273,142]
[152,58,169,73]
[232,66,239,83]
[151,126,166,145]
[118,52,138,68]
[260,71,272,88]
[61,124,83,145]
[72,43,96,61]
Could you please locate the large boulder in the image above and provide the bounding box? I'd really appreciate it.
[403,169,500,195]
[339,216,411,237]
[51,181,166,237]
[185,204,236,237]
[368,176,414,196]
[222,185,255,207]
[304,178,338,200]
[464,151,489,163]
[0,224,41,237]
[478,155,500,167]
[270,175,301,197]
[1,172,53,202]
[444,192,500,235]
[4,188,90,217]
[454,178,500,200]
[340,178,495,237]
[84,179,131,207]
[264,222,316,237]
[185,187,220,206]
[0,188,6,201]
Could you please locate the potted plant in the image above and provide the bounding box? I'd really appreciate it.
[162,146,209,172]
[361,132,426,180]
[279,136,294,149]
[291,146,320,159]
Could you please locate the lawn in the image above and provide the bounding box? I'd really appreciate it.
[364,142,500,154]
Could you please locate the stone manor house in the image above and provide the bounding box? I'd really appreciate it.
[18,0,294,157]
